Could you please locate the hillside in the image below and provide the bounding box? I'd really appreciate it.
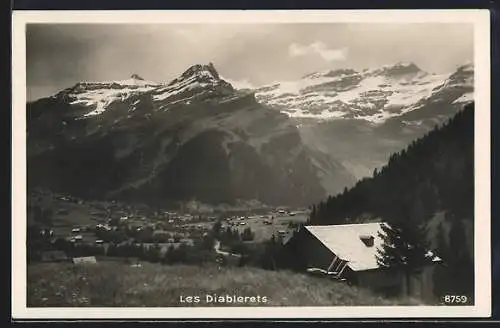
[27,262,422,307]
[308,102,475,300]
[309,101,474,227]
[27,63,355,207]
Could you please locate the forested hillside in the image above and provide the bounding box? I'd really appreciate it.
[309,102,475,300]
[309,102,474,226]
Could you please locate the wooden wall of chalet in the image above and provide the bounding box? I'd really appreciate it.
[293,227,336,271]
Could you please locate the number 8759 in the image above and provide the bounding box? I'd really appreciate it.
[443,295,468,304]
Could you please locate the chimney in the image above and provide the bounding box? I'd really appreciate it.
[360,234,374,247]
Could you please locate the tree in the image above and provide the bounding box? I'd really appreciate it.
[376,220,432,296]
[241,227,255,241]
[432,222,450,297]
[448,220,474,297]
[197,234,215,251]
[163,245,177,264]
[146,244,162,263]
[212,220,222,239]
[310,204,317,223]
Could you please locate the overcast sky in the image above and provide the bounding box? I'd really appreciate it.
[26,23,473,101]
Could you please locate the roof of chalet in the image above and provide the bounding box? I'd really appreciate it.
[304,222,440,272]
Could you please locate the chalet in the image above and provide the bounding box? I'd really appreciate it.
[285,222,441,301]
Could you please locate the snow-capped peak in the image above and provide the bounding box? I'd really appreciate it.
[365,61,423,77]
[130,73,145,81]
[58,75,160,118]
[152,62,235,104]
[113,75,159,87]
[66,74,160,90]
[255,61,473,123]
[302,68,359,80]
[456,61,473,73]
[221,76,255,90]
[171,62,221,86]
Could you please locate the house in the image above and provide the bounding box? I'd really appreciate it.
[285,222,441,301]
[41,250,69,262]
[72,256,97,264]
[39,229,54,237]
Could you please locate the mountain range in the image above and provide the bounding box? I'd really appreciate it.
[26,61,474,207]
[252,61,473,178]
[27,63,349,207]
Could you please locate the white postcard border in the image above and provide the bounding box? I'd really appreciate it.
[11,9,491,319]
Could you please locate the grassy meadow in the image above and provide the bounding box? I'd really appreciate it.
[27,262,422,307]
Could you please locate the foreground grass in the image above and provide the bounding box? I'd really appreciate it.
[27,262,422,307]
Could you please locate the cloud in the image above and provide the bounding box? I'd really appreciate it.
[221,77,255,90]
[289,41,348,61]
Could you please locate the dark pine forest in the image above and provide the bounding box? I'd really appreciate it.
[309,102,475,300]
[310,102,474,227]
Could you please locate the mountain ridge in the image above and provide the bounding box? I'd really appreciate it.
[254,61,473,123]
[26,61,474,204]
[27,63,353,207]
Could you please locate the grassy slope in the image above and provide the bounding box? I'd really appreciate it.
[27,262,422,307]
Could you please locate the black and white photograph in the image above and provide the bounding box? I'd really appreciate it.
[11,10,491,319]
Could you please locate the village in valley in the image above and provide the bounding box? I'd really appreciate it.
[26,183,451,307]
[27,188,310,267]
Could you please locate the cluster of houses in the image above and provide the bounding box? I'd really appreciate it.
[56,206,303,248]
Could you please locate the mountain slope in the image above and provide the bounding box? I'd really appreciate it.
[309,101,474,240]
[255,62,473,180]
[27,64,354,206]
[308,102,475,301]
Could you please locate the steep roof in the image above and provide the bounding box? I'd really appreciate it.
[305,223,384,271]
[304,223,440,272]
